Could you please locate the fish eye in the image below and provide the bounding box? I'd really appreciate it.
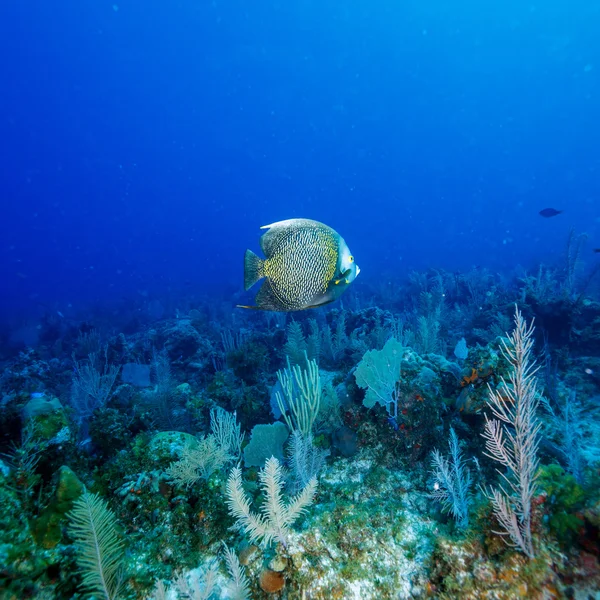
[349,256,354,262]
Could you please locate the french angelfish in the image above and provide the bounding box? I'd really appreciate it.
[238,218,360,311]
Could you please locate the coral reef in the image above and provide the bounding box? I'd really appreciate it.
[1,254,599,599]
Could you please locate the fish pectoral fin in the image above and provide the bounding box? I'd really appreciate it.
[333,268,351,285]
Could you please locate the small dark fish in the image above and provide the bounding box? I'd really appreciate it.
[594,248,600,253]
[539,208,563,218]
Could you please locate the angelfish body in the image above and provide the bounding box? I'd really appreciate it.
[239,218,360,311]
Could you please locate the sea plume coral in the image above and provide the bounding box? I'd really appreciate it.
[482,306,541,558]
[226,456,317,548]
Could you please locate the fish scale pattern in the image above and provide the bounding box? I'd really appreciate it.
[265,227,338,309]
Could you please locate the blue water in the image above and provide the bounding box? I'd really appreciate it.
[1,0,599,320]
[3,4,600,598]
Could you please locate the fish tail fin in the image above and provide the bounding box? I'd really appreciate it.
[244,249,265,290]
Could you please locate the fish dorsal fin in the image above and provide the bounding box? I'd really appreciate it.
[259,218,318,257]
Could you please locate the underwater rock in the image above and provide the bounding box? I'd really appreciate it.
[332,425,358,457]
[163,320,203,360]
[411,365,438,389]
[188,308,204,321]
[175,382,193,399]
[22,395,68,442]
[570,356,600,389]
[227,341,270,385]
[269,555,287,572]
[149,430,199,464]
[428,536,561,598]
[0,466,48,595]
[22,394,61,420]
[33,465,84,548]
[583,498,600,531]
